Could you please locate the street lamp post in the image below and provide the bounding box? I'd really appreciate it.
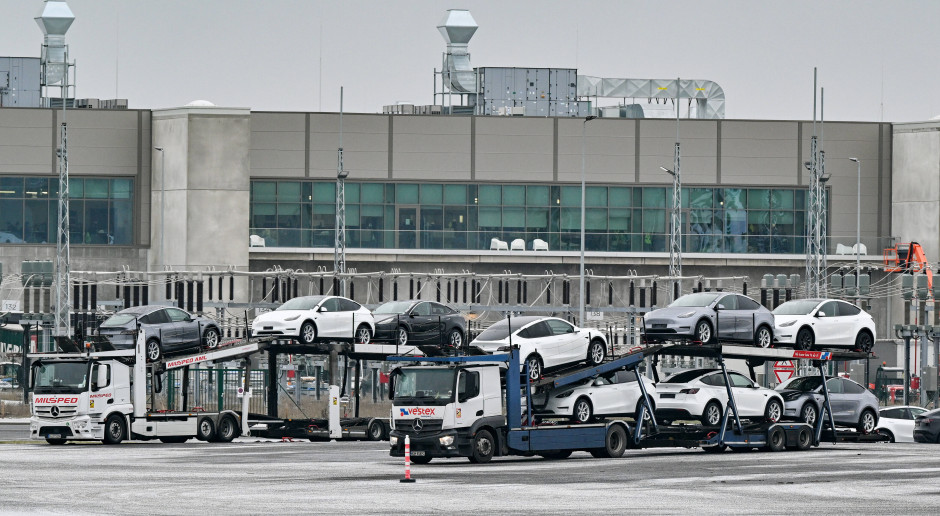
[579,115,597,325]
[849,158,861,276]
[153,146,165,271]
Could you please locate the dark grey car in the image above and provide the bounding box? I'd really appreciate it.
[914,408,940,443]
[776,375,879,433]
[642,292,775,347]
[97,305,222,362]
[372,300,467,350]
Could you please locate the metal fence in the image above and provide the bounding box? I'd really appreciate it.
[165,368,268,414]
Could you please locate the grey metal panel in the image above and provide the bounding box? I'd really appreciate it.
[0,57,41,108]
[475,117,553,182]
[391,116,470,180]
[557,118,636,184]
[251,113,306,177]
[308,113,389,180]
[64,110,143,176]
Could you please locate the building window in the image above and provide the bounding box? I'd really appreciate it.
[248,180,821,254]
[0,176,134,245]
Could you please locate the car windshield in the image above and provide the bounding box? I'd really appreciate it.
[101,314,138,327]
[373,301,415,315]
[669,293,720,308]
[392,368,455,405]
[475,318,536,341]
[32,362,89,394]
[781,376,822,392]
[662,369,715,384]
[773,300,821,315]
[276,296,325,311]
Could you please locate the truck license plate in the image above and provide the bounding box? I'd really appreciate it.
[411,451,426,457]
[47,434,61,439]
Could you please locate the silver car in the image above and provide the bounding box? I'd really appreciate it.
[97,305,222,362]
[775,375,879,433]
[643,292,774,347]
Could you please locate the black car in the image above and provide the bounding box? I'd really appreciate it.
[372,300,467,349]
[914,408,940,443]
[96,305,222,362]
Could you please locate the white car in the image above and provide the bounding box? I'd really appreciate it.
[472,316,607,381]
[251,295,375,344]
[535,369,656,423]
[655,368,785,426]
[772,299,876,352]
[877,405,930,443]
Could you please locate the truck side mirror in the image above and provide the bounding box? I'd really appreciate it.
[95,364,109,390]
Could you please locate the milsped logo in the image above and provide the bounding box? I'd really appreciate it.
[34,397,79,404]
[399,407,436,417]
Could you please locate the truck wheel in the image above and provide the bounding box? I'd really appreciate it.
[796,427,813,450]
[159,436,189,444]
[45,438,66,445]
[767,426,786,452]
[145,339,162,363]
[469,429,495,464]
[367,419,385,441]
[701,401,722,426]
[857,409,877,434]
[215,415,239,443]
[103,414,126,445]
[587,339,606,365]
[598,425,627,458]
[410,456,432,464]
[196,417,216,441]
[203,327,221,350]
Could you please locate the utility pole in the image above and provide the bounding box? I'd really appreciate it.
[668,77,682,300]
[334,87,348,297]
[805,69,827,298]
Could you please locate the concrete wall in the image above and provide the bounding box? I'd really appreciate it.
[892,122,940,259]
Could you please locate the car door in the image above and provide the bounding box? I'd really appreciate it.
[544,319,583,367]
[339,298,364,339]
[517,321,554,366]
[729,372,764,416]
[822,377,849,420]
[165,308,199,350]
[428,303,453,344]
[840,378,868,420]
[317,297,343,338]
[735,295,762,341]
[142,309,172,347]
[714,295,738,341]
[408,302,436,343]
[813,301,841,345]
[454,369,484,429]
[837,301,864,343]
[586,375,618,415]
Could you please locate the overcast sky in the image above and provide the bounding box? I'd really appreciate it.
[2,0,938,122]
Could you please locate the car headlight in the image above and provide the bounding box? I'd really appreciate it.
[677,311,696,318]
[439,435,455,446]
[283,314,301,321]
[554,390,575,399]
[390,435,399,446]
[781,391,802,401]
[779,320,796,327]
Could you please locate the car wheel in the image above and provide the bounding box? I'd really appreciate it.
[396,326,409,346]
[695,319,713,343]
[410,456,433,465]
[525,355,543,382]
[877,429,895,443]
[767,426,786,452]
[855,331,874,353]
[469,429,495,464]
[203,327,220,350]
[145,339,162,363]
[857,409,876,434]
[573,397,594,424]
[764,398,783,423]
[587,338,606,365]
[299,321,316,345]
[754,325,772,349]
[796,328,815,351]
[635,398,655,423]
[196,416,216,441]
[701,401,722,426]
[103,414,126,445]
[800,403,818,425]
[215,415,239,443]
[356,324,372,345]
[447,329,464,349]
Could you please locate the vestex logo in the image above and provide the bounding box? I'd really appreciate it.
[399,407,436,417]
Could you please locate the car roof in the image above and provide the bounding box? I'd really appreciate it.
[116,305,162,315]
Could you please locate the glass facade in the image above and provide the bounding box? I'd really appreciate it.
[0,176,134,245]
[249,181,818,254]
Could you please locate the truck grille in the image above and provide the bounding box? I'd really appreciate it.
[35,406,78,419]
[396,419,443,435]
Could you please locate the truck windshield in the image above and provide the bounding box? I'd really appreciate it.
[393,368,455,405]
[32,362,90,394]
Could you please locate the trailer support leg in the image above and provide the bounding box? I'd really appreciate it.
[354,359,361,419]
[632,364,658,444]
[267,349,278,418]
[815,361,837,444]
[181,365,190,411]
[241,358,251,437]
[718,358,744,434]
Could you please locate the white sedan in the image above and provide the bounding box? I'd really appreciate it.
[251,295,375,344]
[876,405,930,443]
[535,369,656,423]
[772,299,876,352]
[472,316,607,381]
[655,368,784,426]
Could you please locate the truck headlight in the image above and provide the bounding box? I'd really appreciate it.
[390,436,399,446]
[439,435,455,446]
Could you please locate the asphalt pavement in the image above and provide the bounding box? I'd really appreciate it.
[1,436,939,515]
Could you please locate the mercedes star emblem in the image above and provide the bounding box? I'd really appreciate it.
[412,418,424,431]
[50,406,60,417]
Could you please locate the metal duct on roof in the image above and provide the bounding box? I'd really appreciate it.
[438,9,478,94]
[578,76,726,119]
[35,0,74,86]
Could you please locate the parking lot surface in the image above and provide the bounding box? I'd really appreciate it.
[2,435,939,515]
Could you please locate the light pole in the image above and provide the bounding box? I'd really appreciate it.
[661,166,681,301]
[849,158,861,276]
[579,115,597,325]
[153,146,165,271]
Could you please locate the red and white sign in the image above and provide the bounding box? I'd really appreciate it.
[774,360,796,383]
[34,396,79,404]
